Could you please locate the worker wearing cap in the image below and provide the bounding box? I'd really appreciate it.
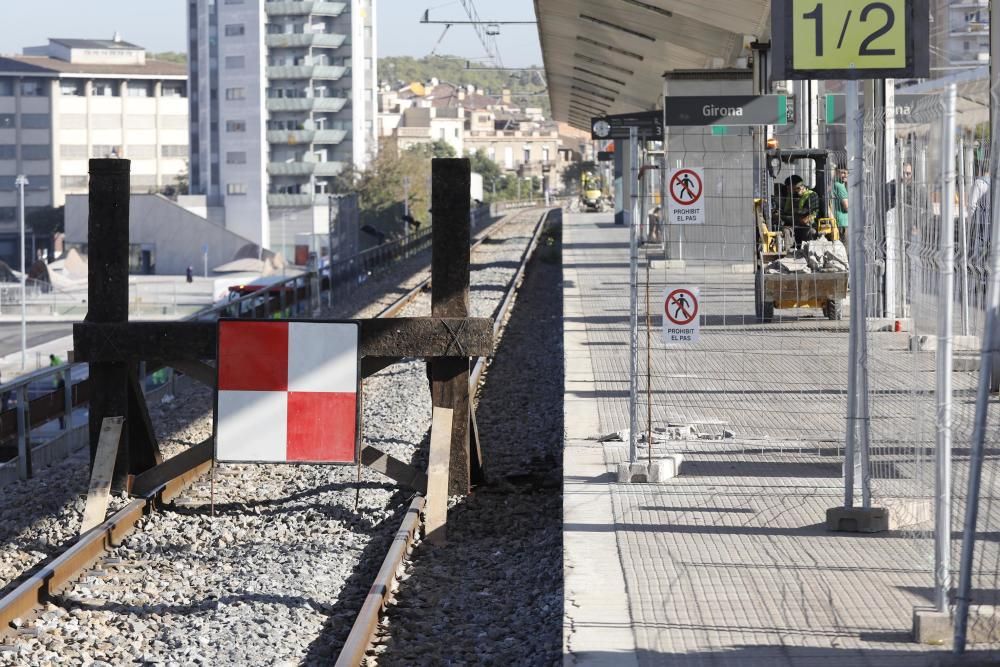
[780,175,820,246]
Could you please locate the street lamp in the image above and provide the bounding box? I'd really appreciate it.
[15,175,27,370]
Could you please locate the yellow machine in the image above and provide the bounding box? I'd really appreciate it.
[754,149,848,322]
[580,172,605,212]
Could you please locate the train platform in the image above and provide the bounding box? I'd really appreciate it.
[561,211,981,666]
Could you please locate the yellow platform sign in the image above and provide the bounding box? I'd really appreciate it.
[772,0,928,80]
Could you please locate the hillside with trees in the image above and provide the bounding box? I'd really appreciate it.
[380,55,549,116]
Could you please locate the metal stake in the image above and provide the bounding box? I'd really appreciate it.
[628,127,640,464]
[935,83,957,614]
[954,76,1000,655]
[844,79,864,508]
[958,137,971,336]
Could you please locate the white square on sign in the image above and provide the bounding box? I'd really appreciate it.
[287,321,359,393]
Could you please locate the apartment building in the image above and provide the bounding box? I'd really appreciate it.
[189,0,377,255]
[0,36,188,263]
[933,0,990,70]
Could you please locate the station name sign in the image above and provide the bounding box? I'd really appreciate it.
[663,96,791,127]
[591,110,663,141]
[824,93,930,125]
[771,0,929,80]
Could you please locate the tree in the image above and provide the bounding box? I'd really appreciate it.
[406,139,456,159]
[469,150,503,199]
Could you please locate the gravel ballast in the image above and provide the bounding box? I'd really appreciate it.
[0,208,555,666]
[375,218,564,666]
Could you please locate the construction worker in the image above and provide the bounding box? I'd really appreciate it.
[833,167,849,244]
[779,175,820,247]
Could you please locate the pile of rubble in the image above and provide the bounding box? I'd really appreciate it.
[764,238,849,274]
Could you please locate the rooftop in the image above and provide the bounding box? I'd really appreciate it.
[49,38,143,51]
[0,56,186,78]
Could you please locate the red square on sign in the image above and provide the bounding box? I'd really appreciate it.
[286,392,357,462]
[218,321,289,391]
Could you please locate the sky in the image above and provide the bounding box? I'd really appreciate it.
[0,0,544,66]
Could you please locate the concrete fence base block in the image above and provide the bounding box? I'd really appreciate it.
[912,607,952,646]
[616,455,684,484]
[953,354,980,372]
[910,334,981,352]
[825,506,890,533]
[649,259,687,270]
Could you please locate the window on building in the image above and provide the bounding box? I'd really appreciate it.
[454,128,459,138]
[60,81,85,96]
[128,82,152,97]
[161,82,186,98]
[0,114,14,129]
[162,145,189,158]
[93,114,121,130]
[92,81,120,97]
[224,0,244,4]
[21,145,48,160]
[227,183,247,195]
[0,207,14,220]
[523,147,531,163]
[126,115,156,129]
[128,145,156,159]
[92,145,120,158]
[161,115,188,130]
[25,175,51,190]
[61,175,88,189]
[60,145,87,159]
[504,146,513,169]
[58,116,88,133]
[0,81,12,97]
[226,120,246,132]
[20,80,47,97]
[21,114,50,129]
[542,147,550,163]
[224,24,245,37]
[225,55,246,69]
[0,146,14,159]
[225,87,246,100]
[226,151,247,164]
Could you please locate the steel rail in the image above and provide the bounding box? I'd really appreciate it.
[334,206,555,666]
[0,206,549,639]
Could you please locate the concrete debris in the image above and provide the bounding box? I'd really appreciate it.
[764,240,848,274]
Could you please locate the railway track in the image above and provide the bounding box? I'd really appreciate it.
[0,209,556,662]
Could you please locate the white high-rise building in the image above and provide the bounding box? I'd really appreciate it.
[188,0,377,254]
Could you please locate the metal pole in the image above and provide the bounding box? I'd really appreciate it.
[935,83,958,615]
[403,176,410,258]
[844,80,863,508]
[628,127,640,464]
[955,64,1000,654]
[958,137,971,336]
[16,176,27,370]
[16,384,30,480]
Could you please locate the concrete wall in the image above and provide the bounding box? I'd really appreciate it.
[65,193,264,275]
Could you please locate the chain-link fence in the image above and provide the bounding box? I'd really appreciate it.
[614,79,1000,651]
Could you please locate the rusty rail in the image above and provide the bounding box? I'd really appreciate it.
[334,206,556,666]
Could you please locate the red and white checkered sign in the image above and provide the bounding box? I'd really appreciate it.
[215,320,360,464]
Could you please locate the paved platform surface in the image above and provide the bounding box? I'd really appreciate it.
[562,211,1000,666]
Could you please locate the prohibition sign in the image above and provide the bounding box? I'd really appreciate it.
[670,169,703,207]
[665,288,698,326]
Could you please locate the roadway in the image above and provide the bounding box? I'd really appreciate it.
[0,323,73,360]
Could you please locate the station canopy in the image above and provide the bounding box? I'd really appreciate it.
[534,0,772,130]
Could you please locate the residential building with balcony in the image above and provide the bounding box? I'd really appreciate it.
[932,0,990,70]
[189,0,377,255]
[0,36,188,265]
